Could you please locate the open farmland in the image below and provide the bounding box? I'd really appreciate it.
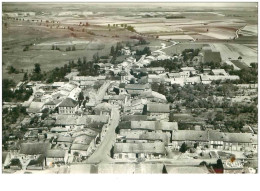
[2,3,258,83]
[209,43,257,65]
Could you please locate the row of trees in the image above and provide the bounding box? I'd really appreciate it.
[107,23,136,32]
[149,59,181,72]
[110,43,123,57]
[135,47,151,56]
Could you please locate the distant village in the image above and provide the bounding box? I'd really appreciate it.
[2,41,258,174]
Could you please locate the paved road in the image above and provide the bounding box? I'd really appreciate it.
[87,108,120,163]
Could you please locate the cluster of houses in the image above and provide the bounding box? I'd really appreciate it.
[2,43,258,174]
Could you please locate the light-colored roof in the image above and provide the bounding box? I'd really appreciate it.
[147,103,170,113]
[114,142,166,154]
[140,91,166,101]
[119,131,169,143]
[181,67,196,71]
[65,71,79,79]
[128,121,178,131]
[52,82,65,87]
[147,67,165,71]
[211,69,228,76]
[200,74,239,82]
[27,102,44,113]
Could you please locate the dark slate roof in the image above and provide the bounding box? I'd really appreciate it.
[121,115,147,121]
[58,98,78,107]
[20,142,50,156]
[125,84,149,90]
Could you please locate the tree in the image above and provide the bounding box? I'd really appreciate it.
[78,92,84,102]
[179,142,188,153]
[23,45,29,51]
[93,53,99,63]
[8,66,17,74]
[158,83,165,95]
[130,78,135,84]
[23,72,28,81]
[34,63,41,74]
[250,62,257,69]
[126,25,136,32]
[110,46,115,56]
[215,112,224,121]
[77,58,82,66]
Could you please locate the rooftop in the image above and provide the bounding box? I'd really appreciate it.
[147,103,170,113]
[114,142,166,154]
[58,98,78,107]
[20,142,50,156]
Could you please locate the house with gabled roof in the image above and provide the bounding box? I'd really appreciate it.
[139,90,167,103]
[146,103,170,121]
[125,83,151,96]
[58,98,79,114]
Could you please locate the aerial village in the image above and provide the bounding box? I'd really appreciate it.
[2,40,258,174]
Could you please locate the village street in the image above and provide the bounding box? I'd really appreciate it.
[87,108,120,163]
[95,81,111,104]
